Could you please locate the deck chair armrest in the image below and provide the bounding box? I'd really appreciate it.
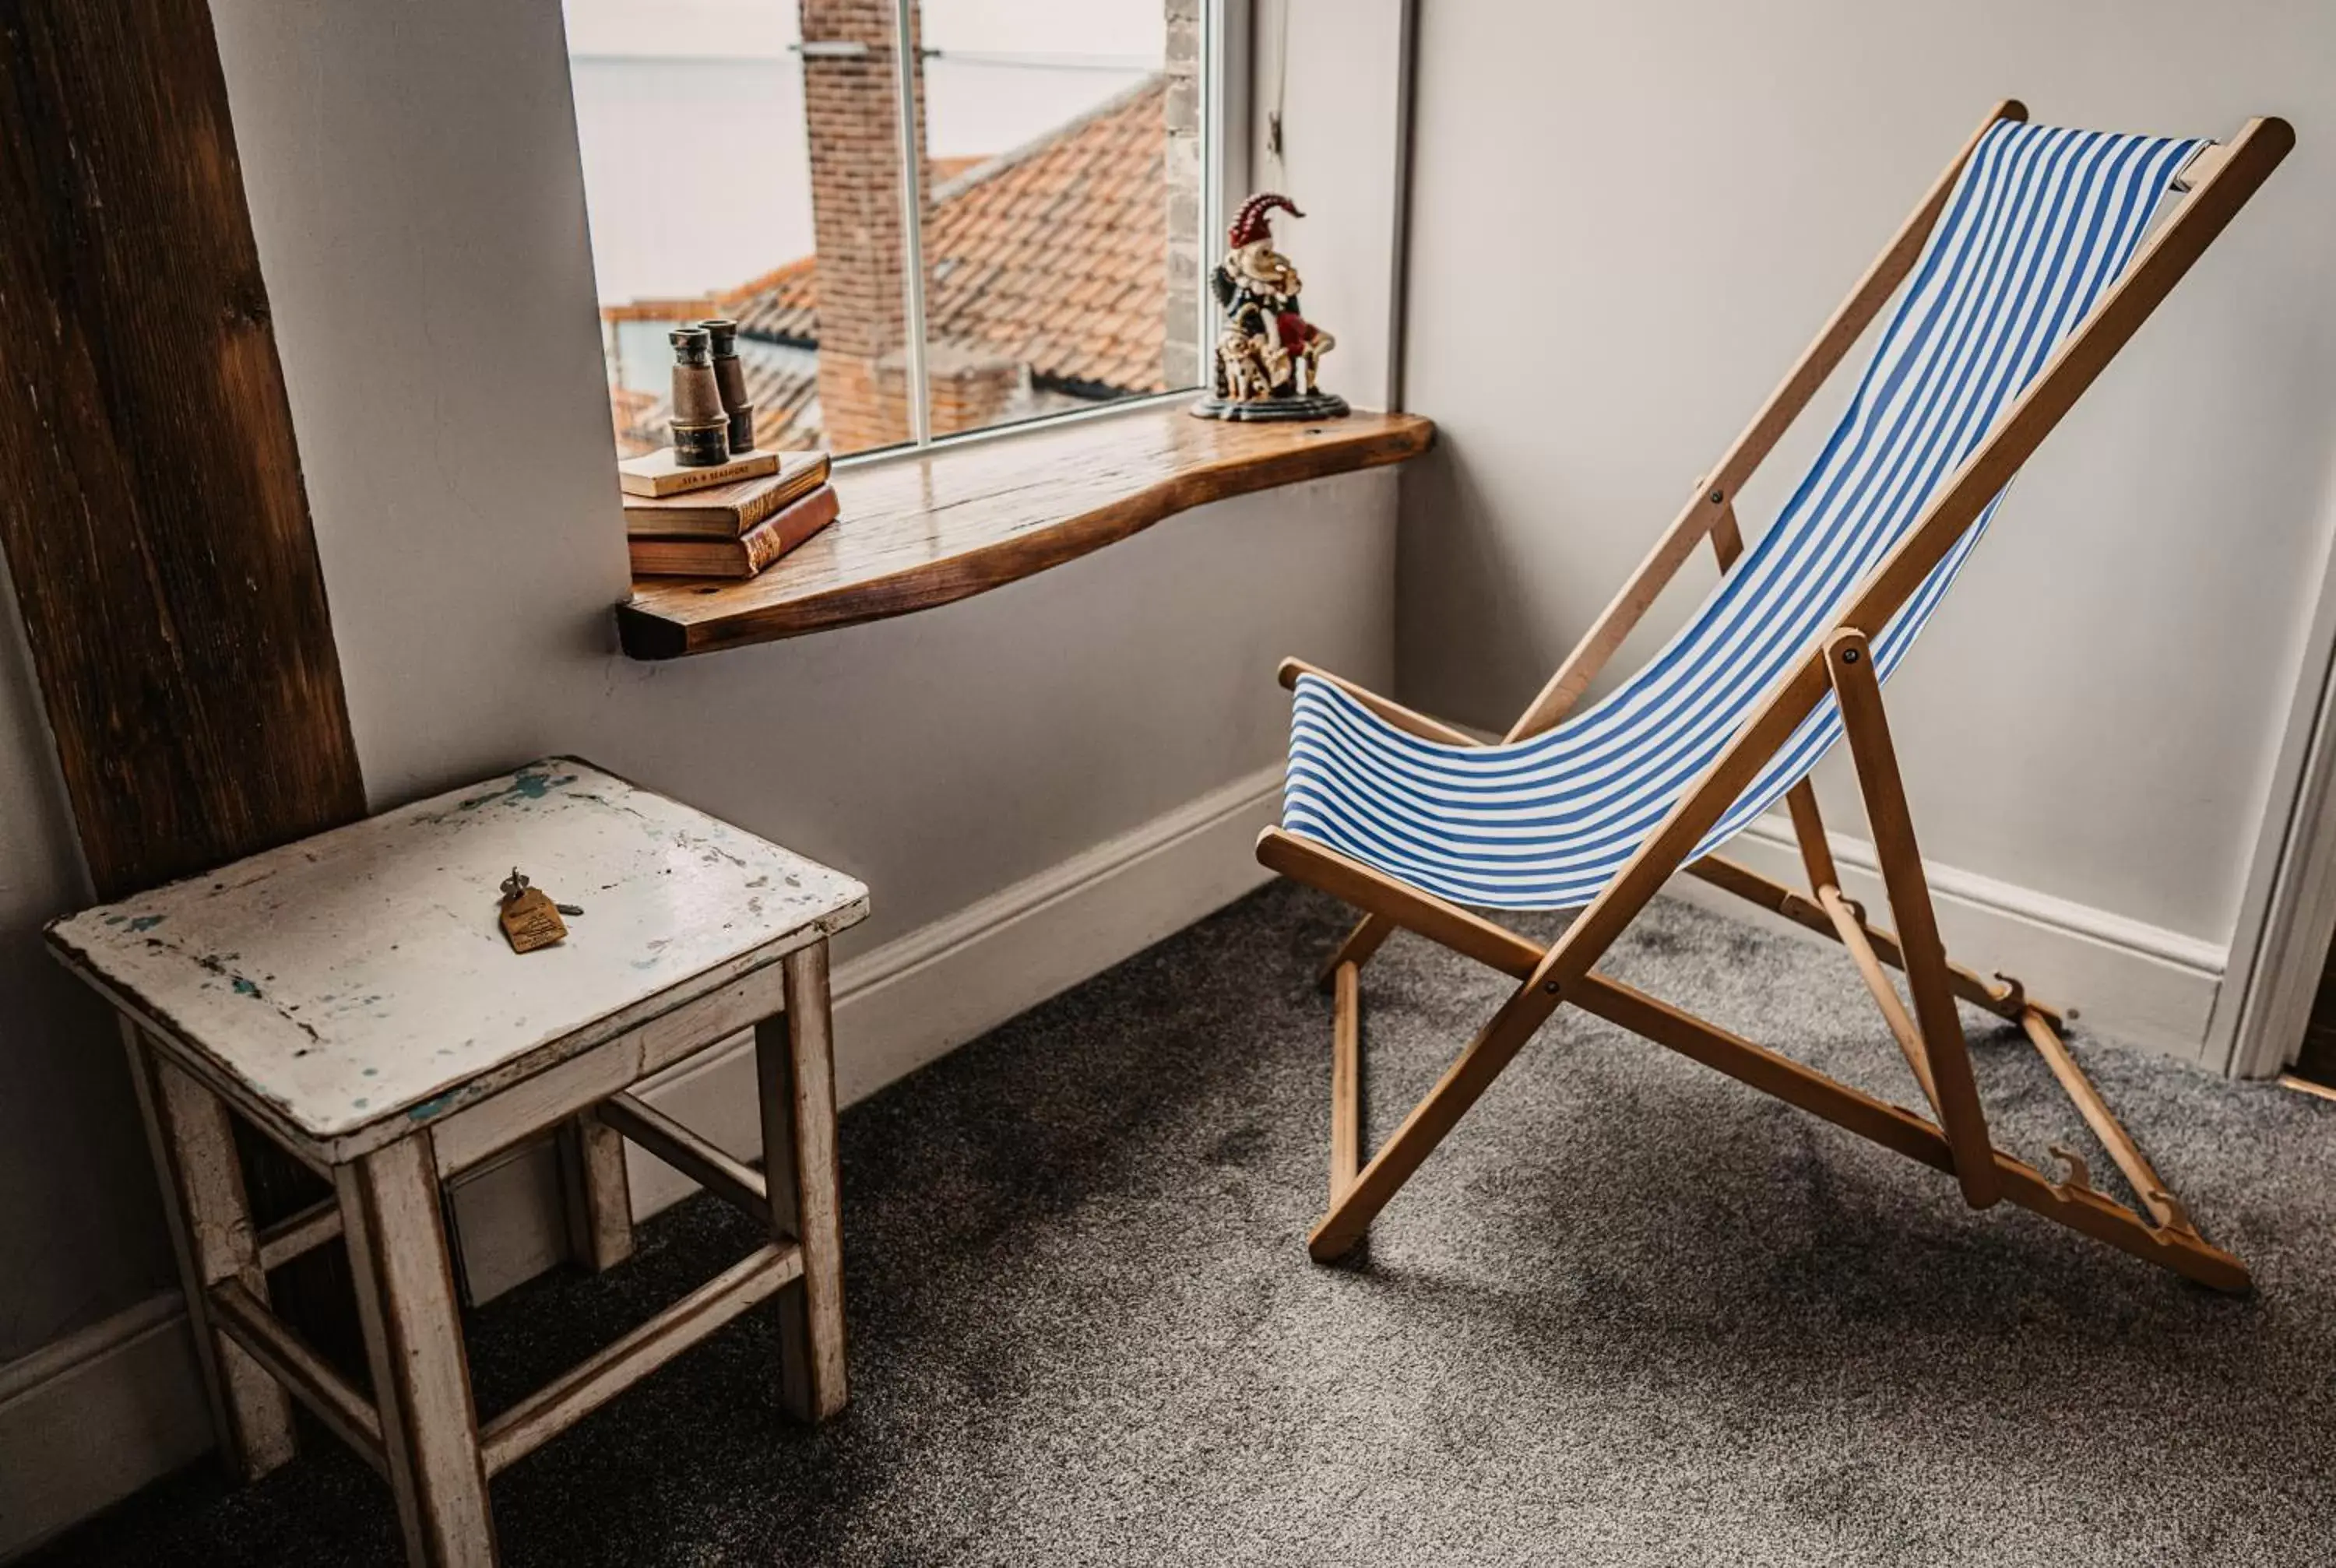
[1275,659,1484,747]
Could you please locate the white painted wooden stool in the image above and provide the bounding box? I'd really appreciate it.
[48,760,868,1566]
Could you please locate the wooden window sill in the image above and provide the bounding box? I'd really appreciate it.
[614,405,1436,659]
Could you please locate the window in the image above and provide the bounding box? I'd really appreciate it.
[564,0,1231,463]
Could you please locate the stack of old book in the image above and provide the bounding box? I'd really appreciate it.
[621,447,836,579]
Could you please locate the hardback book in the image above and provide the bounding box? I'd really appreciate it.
[617,445,779,498]
[628,483,839,579]
[621,451,833,538]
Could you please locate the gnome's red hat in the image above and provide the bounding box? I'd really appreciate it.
[1229,192,1303,248]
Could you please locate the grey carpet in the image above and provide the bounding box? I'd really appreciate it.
[37,884,2336,1566]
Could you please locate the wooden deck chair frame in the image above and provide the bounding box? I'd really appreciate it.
[1259,104,2293,1293]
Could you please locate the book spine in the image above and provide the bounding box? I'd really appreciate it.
[739,485,840,573]
[728,476,801,531]
[732,455,832,526]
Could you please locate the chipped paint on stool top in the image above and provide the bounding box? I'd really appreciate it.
[47,758,867,1151]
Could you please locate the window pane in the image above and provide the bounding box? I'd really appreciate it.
[565,0,918,460]
[912,0,1197,438]
[566,1,1198,462]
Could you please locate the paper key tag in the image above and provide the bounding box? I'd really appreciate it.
[497,867,568,953]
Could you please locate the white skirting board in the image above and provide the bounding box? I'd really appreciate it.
[1670,812,2229,1063]
[0,1293,212,1562]
[0,761,1287,1559]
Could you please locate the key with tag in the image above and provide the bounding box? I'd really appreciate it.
[498,867,569,954]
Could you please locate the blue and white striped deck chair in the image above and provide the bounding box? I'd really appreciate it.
[1257,104,2289,1291]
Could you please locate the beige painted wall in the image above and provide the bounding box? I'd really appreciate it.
[1395,0,2336,954]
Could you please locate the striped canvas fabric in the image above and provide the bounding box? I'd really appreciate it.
[1284,120,2205,912]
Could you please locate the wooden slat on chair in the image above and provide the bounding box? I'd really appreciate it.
[1820,887,1942,1118]
[2020,1009,2190,1233]
[1824,628,1998,1208]
[1683,854,2049,1025]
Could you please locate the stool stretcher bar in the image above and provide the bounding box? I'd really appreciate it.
[596,1091,770,1225]
[480,1242,802,1475]
[255,1197,345,1273]
[209,1233,808,1485]
[209,1279,385,1473]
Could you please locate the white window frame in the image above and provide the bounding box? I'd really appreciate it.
[851,0,1249,468]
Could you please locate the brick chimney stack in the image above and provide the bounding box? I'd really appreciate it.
[799,0,929,450]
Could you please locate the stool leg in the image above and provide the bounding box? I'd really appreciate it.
[759,939,847,1422]
[339,1133,496,1566]
[558,1108,635,1272]
[123,1028,297,1481]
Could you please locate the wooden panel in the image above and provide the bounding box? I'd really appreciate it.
[618,407,1435,658]
[0,0,365,898]
[427,960,789,1177]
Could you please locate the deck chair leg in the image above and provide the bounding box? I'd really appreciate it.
[1818,885,1942,1117]
[1825,629,1997,1208]
[1310,968,1566,1261]
[2021,1007,2199,1236]
[1330,961,1362,1199]
[1687,853,2053,1027]
[1318,913,1395,990]
[1784,783,1841,895]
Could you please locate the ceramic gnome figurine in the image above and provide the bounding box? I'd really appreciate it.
[1191,192,1349,421]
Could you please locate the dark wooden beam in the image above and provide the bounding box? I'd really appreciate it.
[0,0,365,896]
[0,0,368,1376]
